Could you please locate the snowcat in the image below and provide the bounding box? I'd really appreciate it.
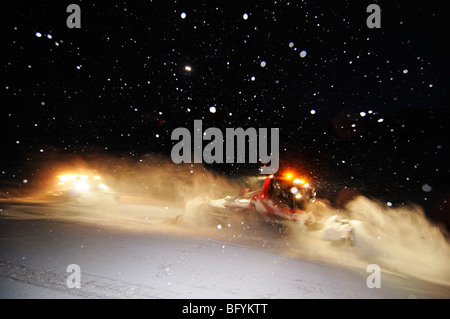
[49,174,120,203]
[208,173,316,221]
[196,172,356,242]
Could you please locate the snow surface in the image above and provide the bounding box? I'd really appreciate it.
[0,199,449,299]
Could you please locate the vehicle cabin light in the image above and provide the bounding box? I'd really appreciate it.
[59,175,77,181]
[293,178,307,185]
[59,174,102,181]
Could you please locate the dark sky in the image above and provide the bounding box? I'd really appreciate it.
[2,1,450,224]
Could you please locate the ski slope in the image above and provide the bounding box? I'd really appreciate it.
[0,200,449,299]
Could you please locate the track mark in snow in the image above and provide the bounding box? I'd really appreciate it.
[0,262,184,299]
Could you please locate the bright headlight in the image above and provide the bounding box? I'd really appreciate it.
[74,180,90,192]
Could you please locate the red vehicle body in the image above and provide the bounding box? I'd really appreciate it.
[209,174,316,221]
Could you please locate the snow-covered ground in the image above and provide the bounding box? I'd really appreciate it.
[0,199,449,299]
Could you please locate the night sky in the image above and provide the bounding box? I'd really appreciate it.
[2,1,449,226]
